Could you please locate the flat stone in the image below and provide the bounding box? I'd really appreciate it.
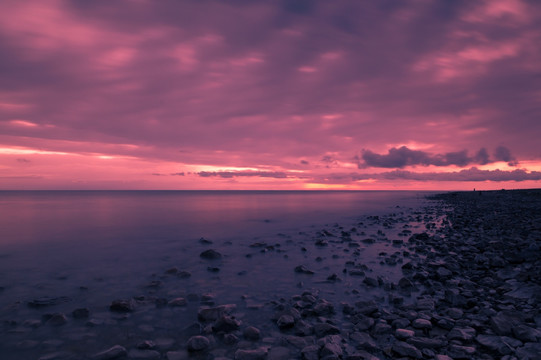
[448,344,476,358]
[407,336,445,349]
[213,315,241,333]
[28,296,71,308]
[168,298,187,307]
[313,323,340,337]
[395,328,415,340]
[92,345,127,360]
[267,346,290,360]
[110,299,136,312]
[392,341,422,359]
[512,324,540,342]
[198,304,236,322]
[448,327,476,341]
[243,326,261,340]
[475,334,513,355]
[234,348,268,360]
[200,249,222,259]
[166,351,188,360]
[128,349,161,359]
[301,345,319,360]
[412,318,432,330]
[295,265,314,274]
[277,314,295,329]
[187,336,210,352]
[350,332,377,350]
[516,342,541,359]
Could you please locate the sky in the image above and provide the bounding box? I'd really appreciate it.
[1,0,540,190]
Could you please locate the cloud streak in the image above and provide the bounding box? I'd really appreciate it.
[359,146,517,168]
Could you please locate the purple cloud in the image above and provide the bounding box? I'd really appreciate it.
[198,171,289,179]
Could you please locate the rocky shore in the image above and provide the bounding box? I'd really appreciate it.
[2,189,541,359]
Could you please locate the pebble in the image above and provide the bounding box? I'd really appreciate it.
[187,335,210,351]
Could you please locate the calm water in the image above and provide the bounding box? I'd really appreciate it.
[0,190,439,358]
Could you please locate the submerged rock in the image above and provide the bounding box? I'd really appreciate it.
[92,345,127,359]
[200,249,222,259]
[110,299,136,312]
[187,335,210,351]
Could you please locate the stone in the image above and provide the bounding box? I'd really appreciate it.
[448,344,476,358]
[490,311,521,336]
[92,345,127,359]
[200,249,222,259]
[407,336,445,349]
[166,351,188,360]
[395,329,415,340]
[168,298,187,307]
[354,314,374,331]
[28,296,70,308]
[137,341,156,350]
[412,318,432,330]
[127,349,161,359]
[110,299,136,312]
[516,342,541,359]
[295,265,314,274]
[313,323,340,337]
[187,336,210,351]
[319,335,343,358]
[243,326,261,340]
[72,308,90,319]
[392,341,422,359]
[475,334,513,355]
[350,332,377,350]
[213,315,241,332]
[267,346,290,360]
[277,314,295,329]
[301,345,320,360]
[234,348,268,360]
[447,308,463,320]
[198,304,236,321]
[448,327,476,341]
[512,324,540,342]
[46,313,68,326]
[398,277,414,289]
[363,277,378,287]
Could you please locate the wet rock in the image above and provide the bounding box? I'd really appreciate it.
[137,341,156,350]
[28,296,71,308]
[234,348,268,360]
[165,351,188,360]
[198,304,236,322]
[312,300,334,315]
[110,299,136,312]
[128,349,161,359]
[294,320,314,336]
[516,342,541,359]
[178,271,191,278]
[187,335,210,351]
[168,297,187,307]
[243,326,261,340]
[200,249,222,260]
[318,335,343,358]
[301,345,320,360]
[392,341,422,359]
[44,313,68,326]
[277,314,295,329]
[213,315,241,333]
[92,345,127,360]
[447,308,463,320]
[350,332,377,350]
[490,311,521,336]
[398,277,414,289]
[448,326,476,341]
[363,277,378,287]
[295,265,314,275]
[223,333,239,345]
[395,328,415,340]
[475,334,513,355]
[407,336,445,349]
[512,324,540,342]
[199,237,213,245]
[267,346,290,360]
[72,308,90,319]
[448,344,476,358]
[314,323,341,337]
[412,318,432,330]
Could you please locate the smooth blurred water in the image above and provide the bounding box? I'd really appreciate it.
[0,190,434,322]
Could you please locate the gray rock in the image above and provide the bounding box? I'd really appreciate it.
[512,324,540,342]
[350,332,377,350]
[198,304,236,322]
[475,334,513,355]
[200,249,222,259]
[243,326,261,340]
[92,345,127,360]
[313,323,340,337]
[276,314,295,329]
[168,297,187,307]
[127,349,161,359]
[110,299,136,312]
[295,265,314,274]
[213,315,241,333]
[392,341,422,359]
[186,336,210,352]
[448,326,476,341]
[234,348,268,360]
[412,318,432,330]
[301,345,320,360]
[395,328,415,340]
[515,342,541,359]
[407,336,445,349]
[72,308,90,319]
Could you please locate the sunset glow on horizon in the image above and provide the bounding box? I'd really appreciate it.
[1,0,540,190]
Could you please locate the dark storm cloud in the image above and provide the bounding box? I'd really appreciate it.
[359,146,518,168]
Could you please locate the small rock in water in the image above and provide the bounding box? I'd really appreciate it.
[277,314,295,329]
[243,326,261,340]
[72,308,90,319]
[45,313,67,326]
[110,299,136,312]
[187,335,210,351]
[294,265,314,274]
[28,296,70,308]
[92,345,127,360]
[200,249,222,259]
[199,237,213,245]
[168,297,187,307]
[213,315,241,333]
[392,341,422,359]
[234,348,268,360]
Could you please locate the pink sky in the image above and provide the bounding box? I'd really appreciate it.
[1,0,540,190]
